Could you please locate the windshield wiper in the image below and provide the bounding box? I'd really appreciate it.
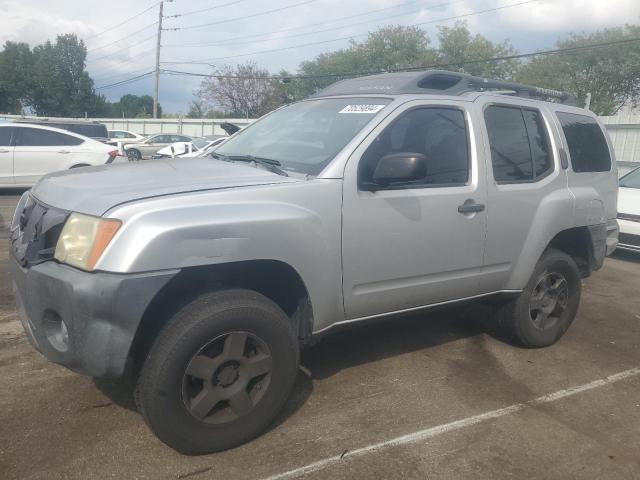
[211,153,288,177]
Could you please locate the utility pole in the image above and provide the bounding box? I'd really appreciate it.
[153,1,164,119]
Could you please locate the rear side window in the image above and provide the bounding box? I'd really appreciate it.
[17,128,83,146]
[359,107,470,187]
[0,127,13,146]
[485,105,552,183]
[556,112,611,172]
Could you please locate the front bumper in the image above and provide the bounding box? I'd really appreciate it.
[618,218,640,253]
[10,257,177,377]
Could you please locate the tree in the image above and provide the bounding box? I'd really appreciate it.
[27,34,98,116]
[435,22,519,79]
[0,42,33,114]
[516,25,640,115]
[107,94,159,117]
[196,62,282,117]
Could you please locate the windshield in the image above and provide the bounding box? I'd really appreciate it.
[620,167,640,189]
[215,97,392,175]
[193,137,209,149]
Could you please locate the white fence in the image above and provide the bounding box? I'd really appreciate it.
[0,114,254,138]
[601,115,640,176]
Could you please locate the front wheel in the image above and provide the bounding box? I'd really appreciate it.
[135,289,299,454]
[495,248,581,347]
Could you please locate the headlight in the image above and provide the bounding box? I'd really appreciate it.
[54,213,121,271]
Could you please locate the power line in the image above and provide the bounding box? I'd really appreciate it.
[84,2,161,41]
[86,22,158,53]
[161,0,540,64]
[88,34,156,62]
[165,0,251,18]
[164,0,468,49]
[159,36,640,81]
[165,0,320,31]
[92,65,155,83]
[163,0,429,47]
[95,71,155,90]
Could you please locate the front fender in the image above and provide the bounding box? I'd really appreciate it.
[98,181,344,331]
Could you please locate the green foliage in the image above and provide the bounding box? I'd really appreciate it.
[0,42,33,114]
[106,94,160,118]
[435,22,519,79]
[516,25,640,115]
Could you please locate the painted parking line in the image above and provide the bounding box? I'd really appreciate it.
[263,367,640,480]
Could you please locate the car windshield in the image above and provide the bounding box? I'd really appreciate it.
[619,167,640,189]
[193,137,209,149]
[214,97,392,175]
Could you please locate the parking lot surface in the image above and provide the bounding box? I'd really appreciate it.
[1,192,639,480]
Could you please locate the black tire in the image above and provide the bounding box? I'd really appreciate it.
[126,148,141,161]
[135,289,299,455]
[495,248,581,348]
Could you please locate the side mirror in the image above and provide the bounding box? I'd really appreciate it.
[363,152,427,190]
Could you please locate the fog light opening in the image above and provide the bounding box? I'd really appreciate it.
[43,310,69,353]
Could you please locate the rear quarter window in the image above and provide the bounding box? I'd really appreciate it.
[556,112,611,172]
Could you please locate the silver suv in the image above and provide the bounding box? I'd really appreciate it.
[9,71,619,454]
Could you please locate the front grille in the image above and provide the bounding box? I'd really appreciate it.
[619,232,640,248]
[10,194,69,268]
[618,212,640,223]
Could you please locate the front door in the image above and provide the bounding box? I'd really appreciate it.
[0,127,15,184]
[342,101,487,319]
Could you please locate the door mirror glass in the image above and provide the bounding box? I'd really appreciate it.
[364,152,427,190]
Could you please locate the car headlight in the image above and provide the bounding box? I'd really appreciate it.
[54,213,121,271]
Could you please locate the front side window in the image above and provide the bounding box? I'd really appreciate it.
[620,167,640,189]
[358,107,470,188]
[0,127,13,146]
[485,105,553,183]
[215,97,393,176]
[17,128,83,146]
[556,112,611,173]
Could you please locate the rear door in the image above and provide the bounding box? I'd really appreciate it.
[0,127,15,184]
[13,127,85,184]
[342,100,488,319]
[477,99,569,292]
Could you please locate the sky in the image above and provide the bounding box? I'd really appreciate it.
[1,0,639,114]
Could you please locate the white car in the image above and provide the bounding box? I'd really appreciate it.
[107,130,146,144]
[618,166,640,252]
[152,137,227,159]
[0,123,125,187]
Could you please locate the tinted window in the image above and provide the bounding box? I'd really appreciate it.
[18,128,83,146]
[557,112,611,172]
[150,135,171,143]
[359,107,469,187]
[64,123,108,139]
[619,167,640,189]
[173,135,191,142]
[485,105,552,183]
[0,127,13,146]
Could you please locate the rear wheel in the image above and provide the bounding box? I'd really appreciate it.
[126,148,141,161]
[495,248,581,347]
[135,289,299,454]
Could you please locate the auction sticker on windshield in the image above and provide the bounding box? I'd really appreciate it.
[339,104,386,114]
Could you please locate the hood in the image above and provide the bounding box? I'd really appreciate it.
[32,158,297,216]
[618,186,640,215]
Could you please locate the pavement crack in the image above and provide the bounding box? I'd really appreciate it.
[177,467,213,479]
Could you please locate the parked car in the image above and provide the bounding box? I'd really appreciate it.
[0,123,125,186]
[9,70,619,454]
[13,119,109,143]
[124,133,192,160]
[617,166,640,252]
[107,130,146,145]
[151,136,227,159]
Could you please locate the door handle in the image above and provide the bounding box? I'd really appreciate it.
[57,150,71,154]
[458,199,485,214]
[0,149,10,153]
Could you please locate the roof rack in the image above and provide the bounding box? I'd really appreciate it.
[314,70,577,105]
